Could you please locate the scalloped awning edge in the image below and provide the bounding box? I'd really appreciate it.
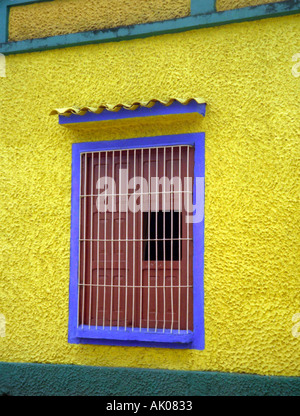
[50,98,206,117]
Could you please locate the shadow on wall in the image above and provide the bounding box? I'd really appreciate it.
[0,314,5,337]
[0,53,6,77]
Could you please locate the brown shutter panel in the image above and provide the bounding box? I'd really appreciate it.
[79,145,194,332]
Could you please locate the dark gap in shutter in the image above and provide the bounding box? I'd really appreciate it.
[143,211,182,261]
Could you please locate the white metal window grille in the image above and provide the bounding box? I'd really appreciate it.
[78,145,194,333]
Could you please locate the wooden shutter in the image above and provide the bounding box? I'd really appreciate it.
[78,145,194,331]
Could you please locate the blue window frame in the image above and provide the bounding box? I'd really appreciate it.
[68,133,205,350]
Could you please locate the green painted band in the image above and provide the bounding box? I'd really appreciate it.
[0,1,299,55]
[191,0,216,15]
[0,362,299,396]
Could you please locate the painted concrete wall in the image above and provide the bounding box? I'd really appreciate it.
[8,0,190,41]
[0,14,299,377]
[8,0,288,41]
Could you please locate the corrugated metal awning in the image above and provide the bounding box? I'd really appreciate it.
[50,98,206,117]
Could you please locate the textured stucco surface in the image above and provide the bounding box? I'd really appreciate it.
[8,0,190,41]
[1,363,299,396]
[217,0,286,11]
[0,15,299,376]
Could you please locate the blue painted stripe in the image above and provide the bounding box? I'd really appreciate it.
[1,2,299,55]
[192,133,205,350]
[71,133,201,153]
[68,143,81,347]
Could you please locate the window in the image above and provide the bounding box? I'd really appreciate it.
[69,133,205,349]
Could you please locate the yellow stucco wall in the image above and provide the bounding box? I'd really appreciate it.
[217,0,286,11]
[0,14,299,377]
[8,0,190,41]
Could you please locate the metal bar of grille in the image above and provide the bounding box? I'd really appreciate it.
[80,153,87,328]
[178,146,182,333]
[155,147,158,332]
[131,149,136,330]
[110,150,115,330]
[147,148,151,332]
[102,152,107,329]
[125,150,129,330]
[80,144,193,156]
[80,191,192,197]
[186,146,190,333]
[117,150,122,330]
[88,153,94,328]
[163,146,166,333]
[96,152,100,328]
[79,284,193,288]
[77,153,83,328]
[79,238,192,242]
[139,149,144,331]
[170,146,174,333]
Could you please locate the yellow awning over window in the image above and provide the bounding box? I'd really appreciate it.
[50,98,206,117]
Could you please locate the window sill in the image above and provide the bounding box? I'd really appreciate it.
[76,326,193,344]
